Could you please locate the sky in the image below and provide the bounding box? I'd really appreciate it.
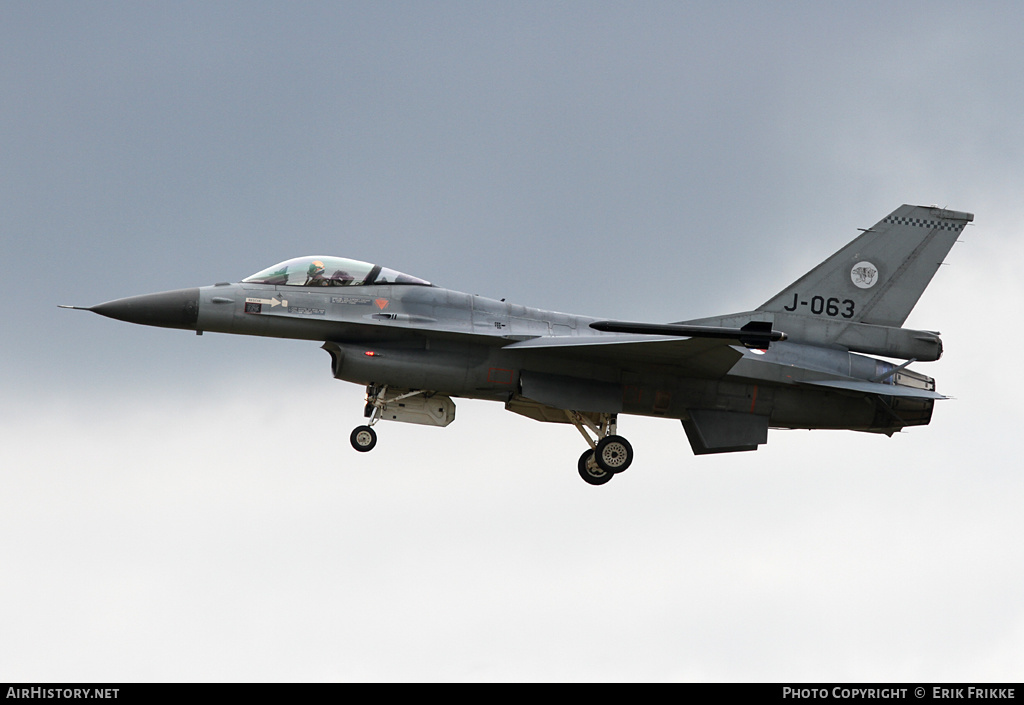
[2,1,1022,682]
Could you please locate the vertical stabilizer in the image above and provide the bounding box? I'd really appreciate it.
[757,204,973,328]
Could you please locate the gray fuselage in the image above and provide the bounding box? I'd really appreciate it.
[181,280,929,435]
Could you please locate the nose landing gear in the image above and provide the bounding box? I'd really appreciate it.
[349,384,386,452]
[349,384,457,452]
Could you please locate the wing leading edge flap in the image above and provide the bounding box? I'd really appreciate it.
[799,378,948,400]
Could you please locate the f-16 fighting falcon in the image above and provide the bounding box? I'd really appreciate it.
[63,204,973,485]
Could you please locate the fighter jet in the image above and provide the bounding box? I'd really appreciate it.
[62,204,973,485]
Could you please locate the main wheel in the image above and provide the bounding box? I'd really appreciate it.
[578,449,613,486]
[350,425,377,452]
[595,435,633,474]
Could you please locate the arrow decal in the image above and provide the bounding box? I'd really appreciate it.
[245,296,288,308]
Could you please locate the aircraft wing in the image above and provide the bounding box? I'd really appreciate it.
[502,334,745,378]
[798,378,948,400]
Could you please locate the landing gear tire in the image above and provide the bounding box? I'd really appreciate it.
[578,449,613,486]
[595,435,633,474]
[350,425,377,452]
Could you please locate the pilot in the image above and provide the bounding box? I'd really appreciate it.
[305,260,328,286]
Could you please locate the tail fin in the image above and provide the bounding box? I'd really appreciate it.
[757,204,973,327]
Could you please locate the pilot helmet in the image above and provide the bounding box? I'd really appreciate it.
[308,260,325,277]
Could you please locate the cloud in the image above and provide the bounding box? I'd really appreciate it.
[2,365,1021,681]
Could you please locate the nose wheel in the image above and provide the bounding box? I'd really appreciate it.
[350,384,384,452]
[350,425,377,452]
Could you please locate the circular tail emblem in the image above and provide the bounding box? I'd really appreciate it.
[851,261,878,289]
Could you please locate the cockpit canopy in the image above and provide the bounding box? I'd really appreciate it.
[242,256,431,288]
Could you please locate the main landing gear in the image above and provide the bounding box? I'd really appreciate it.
[566,410,633,486]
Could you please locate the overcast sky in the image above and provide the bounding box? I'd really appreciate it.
[2,1,1022,682]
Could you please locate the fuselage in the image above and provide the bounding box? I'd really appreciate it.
[92,278,934,436]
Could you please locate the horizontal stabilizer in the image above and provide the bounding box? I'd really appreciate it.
[799,378,947,400]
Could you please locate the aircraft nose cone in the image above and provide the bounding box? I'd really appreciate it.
[90,288,200,330]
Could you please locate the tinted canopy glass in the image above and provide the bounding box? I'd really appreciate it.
[242,256,431,287]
